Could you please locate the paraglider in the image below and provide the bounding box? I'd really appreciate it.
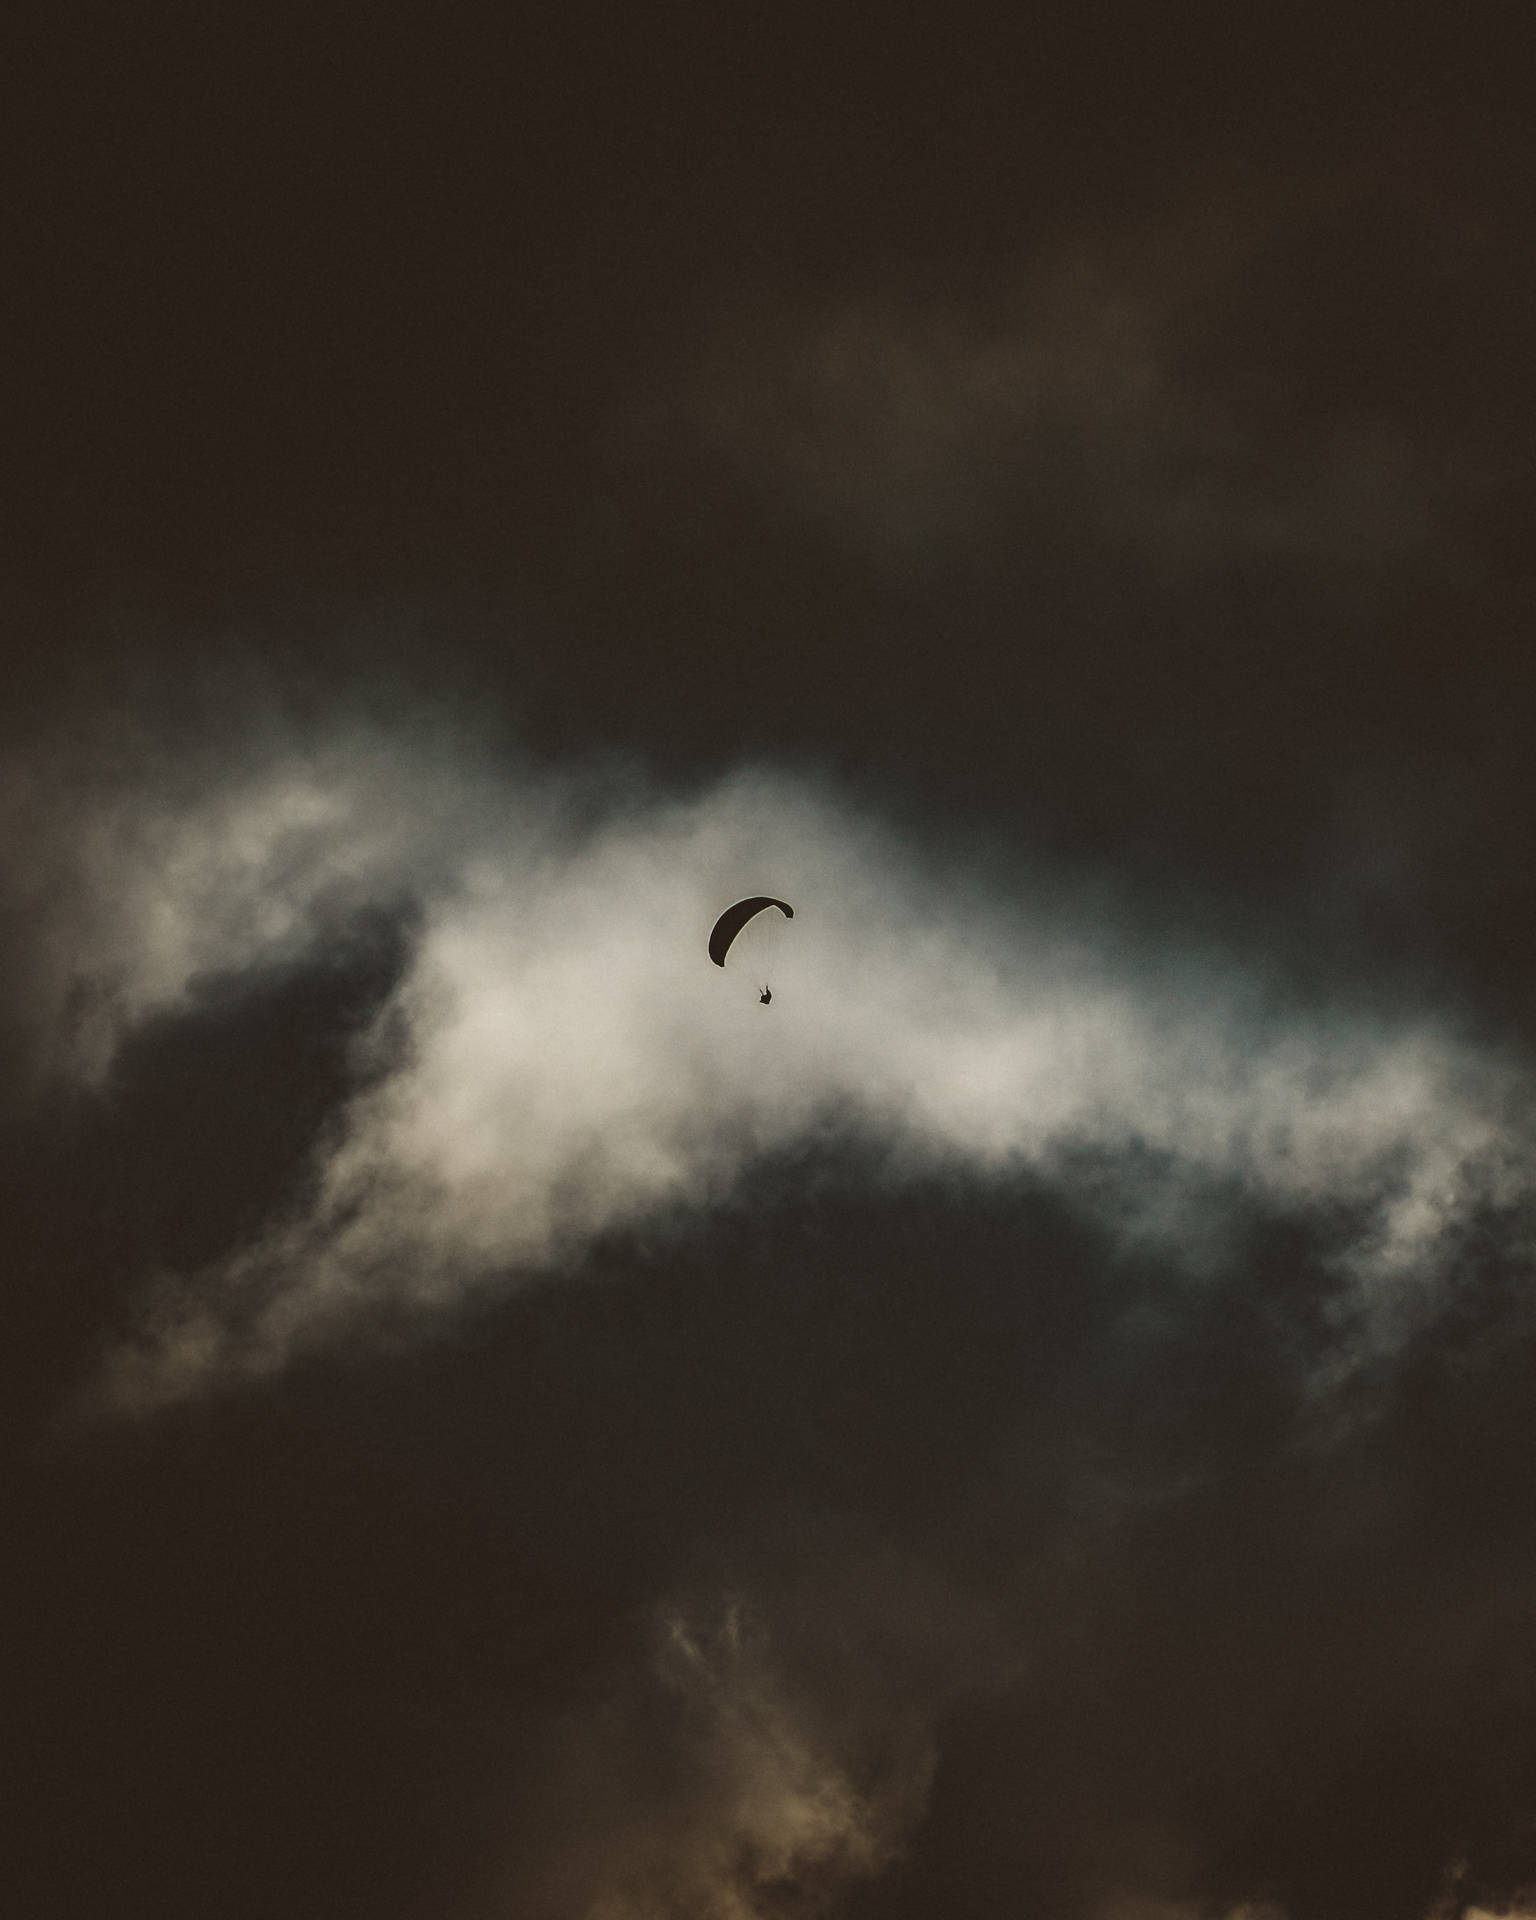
[708,896,793,1004]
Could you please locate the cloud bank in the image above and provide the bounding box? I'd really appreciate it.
[10,705,1528,1415]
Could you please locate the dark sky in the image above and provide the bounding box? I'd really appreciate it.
[7,7,1536,1918]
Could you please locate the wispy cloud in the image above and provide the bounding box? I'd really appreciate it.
[624,223,1459,590]
[14,709,1529,1413]
[583,1602,931,1920]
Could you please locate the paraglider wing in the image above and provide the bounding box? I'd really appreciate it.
[708,896,794,967]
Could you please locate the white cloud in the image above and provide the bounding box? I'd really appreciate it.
[16,715,1530,1412]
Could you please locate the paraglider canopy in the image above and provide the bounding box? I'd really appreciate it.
[708,896,794,967]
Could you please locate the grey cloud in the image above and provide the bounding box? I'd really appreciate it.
[2,703,518,1086]
[459,1534,1013,1920]
[626,223,1459,589]
[579,1601,930,1920]
[13,708,1530,1413]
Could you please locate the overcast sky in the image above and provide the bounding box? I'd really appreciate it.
[6,8,1536,1919]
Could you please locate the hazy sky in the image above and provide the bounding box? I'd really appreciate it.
[6,8,1536,1919]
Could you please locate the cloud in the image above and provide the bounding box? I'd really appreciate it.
[11,705,1531,1414]
[458,1531,1014,1920]
[623,222,1460,591]
[574,1601,931,1920]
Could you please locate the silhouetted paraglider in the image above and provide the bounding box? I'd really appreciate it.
[708,896,793,1004]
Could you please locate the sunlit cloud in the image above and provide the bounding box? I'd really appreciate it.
[15,712,1530,1413]
[578,1603,930,1920]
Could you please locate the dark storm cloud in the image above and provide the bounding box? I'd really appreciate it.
[7,7,1536,1919]
[630,223,1453,588]
[7,682,1536,1920]
[550,163,1536,1027]
[456,1591,942,1920]
[247,1127,1536,1920]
